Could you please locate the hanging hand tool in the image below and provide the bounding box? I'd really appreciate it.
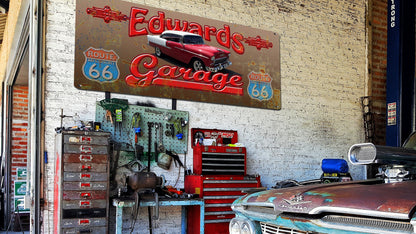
[165,150,184,168]
[135,144,144,161]
[165,123,174,138]
[99,98,129,135]
[154,123,159,162]
[147,122,153,171]
[105,110,115,133]
[146,122,154,234]
[171,118,183,140]
[105,110,113,124]
[157,123,165,153]
[180,118,188,128]
[131,112,141,143]
[115,109,123,136]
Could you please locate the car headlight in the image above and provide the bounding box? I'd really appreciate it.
[229,217,257,234]
[230,220,241,234]
[211,56,215,61]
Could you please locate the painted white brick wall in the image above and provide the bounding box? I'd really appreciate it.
[43,0,367,233]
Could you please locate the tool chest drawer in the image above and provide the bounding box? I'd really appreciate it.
[64,153,108,164]
[63,134,110,145]
[62,208,107,219]
[61,217,107,228]
[185,174,261,234]
[62,226,107,234]
[193,145,247,175]
[54,131,110,234]
[63,181,108,190]
[63,172,108,181]
[63,163,107,172]
[63,191,107,200]
[62,199,107,209]
[63,144,108,155]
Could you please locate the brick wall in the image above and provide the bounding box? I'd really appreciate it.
[11,85,29,196]
[370,0,387,145]
[43,0,367,233]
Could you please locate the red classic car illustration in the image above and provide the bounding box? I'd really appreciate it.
[147,30,232,72]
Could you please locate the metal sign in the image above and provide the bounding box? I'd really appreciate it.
[386,0,415,146]
[75,0,281,110]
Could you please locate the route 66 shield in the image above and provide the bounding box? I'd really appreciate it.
[82,47,120,83]
[247,71,273,101]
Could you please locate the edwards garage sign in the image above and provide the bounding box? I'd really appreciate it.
[75,0,281,110]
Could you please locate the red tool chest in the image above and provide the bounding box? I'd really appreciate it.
[53,131,110,234]
[186,129,262,234]
[185,174,261,234]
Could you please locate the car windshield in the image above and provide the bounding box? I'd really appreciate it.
[183,35,204,45]
[403,131,416,150]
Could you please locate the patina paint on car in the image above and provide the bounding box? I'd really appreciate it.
[232,202,366,234]
[233,188,416,234]
[236,180,416,218]
[231,142,416,234]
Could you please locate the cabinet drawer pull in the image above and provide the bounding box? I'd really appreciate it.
[80,155,92,162]
[79,219,90,225]
[80,201,91,208]
[81,174,91,179]
[80,145,92,154]
[80,192,91,198]
[80,183,91,188]
[81,136,92,143]
[81,165,91,171]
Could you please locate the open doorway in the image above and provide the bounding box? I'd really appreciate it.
[0,43,30,231]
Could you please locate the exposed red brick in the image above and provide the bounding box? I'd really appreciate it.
[10,85,29,196]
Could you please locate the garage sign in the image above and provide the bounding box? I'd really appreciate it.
[75,0,281,110]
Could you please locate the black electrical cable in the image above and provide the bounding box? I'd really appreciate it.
[130,192,140,234]
[147,122,152,172]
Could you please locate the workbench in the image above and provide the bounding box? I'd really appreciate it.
[112,197,205,234]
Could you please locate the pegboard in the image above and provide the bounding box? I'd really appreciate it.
[96,102,189,154]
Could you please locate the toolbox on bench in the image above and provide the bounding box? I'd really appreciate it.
[191,128,238,147]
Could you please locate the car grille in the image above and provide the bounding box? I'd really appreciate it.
[320,215,414,233]
[260,222,312,234]
[214,57,228,65]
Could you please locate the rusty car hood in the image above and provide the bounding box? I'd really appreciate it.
[236,180,416,219]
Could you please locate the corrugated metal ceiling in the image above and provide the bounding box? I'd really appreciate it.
[0,13,6,44]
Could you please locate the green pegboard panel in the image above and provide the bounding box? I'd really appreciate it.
[96,101,189,154]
